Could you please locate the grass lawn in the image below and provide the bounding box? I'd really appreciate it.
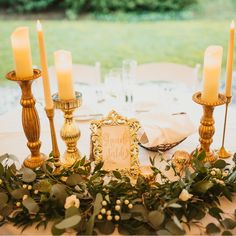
[0,19,234,83]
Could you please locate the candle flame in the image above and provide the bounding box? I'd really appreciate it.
[230,20,235,29]
[37,20,42,31]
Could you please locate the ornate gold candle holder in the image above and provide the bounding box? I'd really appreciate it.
[192,92,226,162]
[45,108,61,169]
[6,69,46,169]
[218,96,232,158]
[52,92,82,167]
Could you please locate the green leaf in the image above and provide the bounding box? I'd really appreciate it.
[113,170,122,179]
[198,151,206,161]
[227,171,236,183]
[0,192,8,210]
[130,204,148,222]
[165,220,185,235]
[50,184,68,206]
[65,206,80,218]
[206,223,220,235]
[193,180,214,193]
[55,215,81,229]
[0,163,4,177]
[148,210,165,229]
[118,225,131,235]
[93,162,103,173]
[168,203,182,208]
[86,215,95,235]
[66,174,83,186]
[51,220,65,236]
[222,187,232,201]
[23,197,39,213]
[34,179,52,193]
[11,188,29,199]
[209,207,223,220]
[221,218,236,230]
[93,193,103,215]
[96,221,115,234]
[157,229,171,235]
[214,160,228,169]
[222,231,233,236]
[172,215,183,230]
[22,167,36,183]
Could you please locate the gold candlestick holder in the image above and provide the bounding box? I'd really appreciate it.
[218,96,232,158]
[52,92,82,167]
[192,92,226,163]
[45,108,61,168]
[6,69,46,169]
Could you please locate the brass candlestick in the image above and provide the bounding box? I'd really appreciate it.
[6,69,46,169]
[218,96,232,158]
[45,108,61,168]
[52,92,82,167]
[192,92,226,163]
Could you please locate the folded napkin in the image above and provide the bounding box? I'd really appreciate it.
[137,112,196,148]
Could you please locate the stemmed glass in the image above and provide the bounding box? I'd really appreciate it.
[122,59,137,115]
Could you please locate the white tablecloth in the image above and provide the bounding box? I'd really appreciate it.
[0,83,236,235]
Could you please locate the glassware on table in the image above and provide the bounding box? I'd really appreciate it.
[122,59,137,115]
[104,68,124,112]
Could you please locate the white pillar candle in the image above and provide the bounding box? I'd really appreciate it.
[37,20,53,109]
[54,50,75,100]
[11,27,33,79]
[202,45,223,103]
[225,21,235,97]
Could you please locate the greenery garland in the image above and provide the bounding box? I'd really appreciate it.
[0,151,236,235]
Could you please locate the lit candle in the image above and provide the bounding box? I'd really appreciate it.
[54,50,75,100]
[37,20,53,109]
[202,45,223,103]
[11,27,33,79]
[225,21,235,97]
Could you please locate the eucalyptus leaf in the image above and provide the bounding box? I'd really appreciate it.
[66,174,83,186]
[221,218,236,230]
[222,230,233,236]
[0,192,8,210]
[148,210,165,229]
[93,193,103,215]
[130,204,148,222]
[65,206,80,218]
[34,179,52,193]
[193,180,214,193]
[96,221,115,235]
[11,188,29,199]
[55,214,81,229]
[214,160,228,169]
[23,197,39,213]
[165,220,185,235]
[206,223,220,235]
[50,184,68,206]
[86,215,95,235]
[157,229,171,235]
[22,167,36,183]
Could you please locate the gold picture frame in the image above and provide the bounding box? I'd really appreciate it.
[90,110,141,176]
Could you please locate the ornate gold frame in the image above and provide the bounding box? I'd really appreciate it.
[90,110,141,176]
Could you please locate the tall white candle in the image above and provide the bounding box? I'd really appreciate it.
[54,50,75,100]
[37,20,53,109]
[202,45,223,103]
[225,21,235,97]
[11,27,33,79]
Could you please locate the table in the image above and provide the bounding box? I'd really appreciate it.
[0,82,236,235]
